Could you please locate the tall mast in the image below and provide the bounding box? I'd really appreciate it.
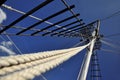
[77,20,100,80]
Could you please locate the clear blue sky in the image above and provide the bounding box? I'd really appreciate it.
[1,0,120,80]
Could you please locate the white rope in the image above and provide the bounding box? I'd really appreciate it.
[101,39,120,49]
[72,39,86,47]
[0,52,67,76]
[0,30,15,56]
[5,35,22,54]
[0,48,83,80]
[0,49,77,79]
[0,45,16,55]
[0,35,6,41]
[101,48,120,54]
[0,50,77,76]
[0,46,87,68]
[0,8,15,56]
[0,26,22,55]
[0,43,89,80]
[40,74,48,80]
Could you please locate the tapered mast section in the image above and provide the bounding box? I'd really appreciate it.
[77,20,101,80]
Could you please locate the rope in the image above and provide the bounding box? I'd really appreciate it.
[101,48,120,55]
[100,9,120,21]
[101,40,120,51]
[0,45,88,68]
[40,74,48,80]
[0,31,16,56]
[0,29,47,80]
[0,49,82,80]
[0,35,6,41]
[73,39,86,47]
[0,45,16,55]
[61,0,83,24]
[105,33,120,38]
[102,38,120,46]
[0,43,89,80]
[0,26,22,54]
[5,35,22,54]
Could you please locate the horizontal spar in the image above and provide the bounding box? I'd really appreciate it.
[16,5,75,35]
[51,23,84,36]
[0,0,53,34]
[41,14,80,36]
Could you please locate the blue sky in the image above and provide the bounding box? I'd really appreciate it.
[0,0,120,80]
